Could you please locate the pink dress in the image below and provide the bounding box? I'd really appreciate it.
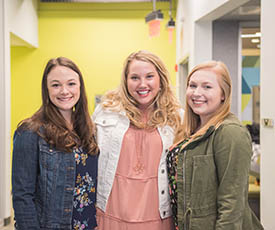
[97,125,173,230]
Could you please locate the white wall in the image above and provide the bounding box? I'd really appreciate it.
[193,0,228,21]
[8,0,38,47]
[0,0,38,224]
[260,1,275,229]
[176,0,193,62]
[175,0,194,99]
[0,0,11,222]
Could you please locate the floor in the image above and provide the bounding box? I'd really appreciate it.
[0,222,13,230]
[0,224,14,230]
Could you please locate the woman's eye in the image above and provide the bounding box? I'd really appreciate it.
[69,82,76,86]
[147,75,154,79]
[204,85,212,89]
[130,76,138,80]
[51,84,59,88]
[189,84,196,88]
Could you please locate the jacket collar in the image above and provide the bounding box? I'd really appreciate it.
[184,125,215,150]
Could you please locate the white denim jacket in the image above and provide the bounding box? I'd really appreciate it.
[93,104,182,219]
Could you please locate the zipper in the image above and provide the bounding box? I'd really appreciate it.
[183,149,187,230]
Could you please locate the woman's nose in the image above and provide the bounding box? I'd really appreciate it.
[60,85,69,94]
[139,78,147,87]
[193,87,202,95]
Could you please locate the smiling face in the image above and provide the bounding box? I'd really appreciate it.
[47,65,80,123]
[127,59,160,111]
[186,69,224,126]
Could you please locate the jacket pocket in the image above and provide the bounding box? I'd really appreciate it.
[95,117,118,148]
[189,213,216,230]
[39,141,61,171]
[190,155,218,214]
[95,117,118,127]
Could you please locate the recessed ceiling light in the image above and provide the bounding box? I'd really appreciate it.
[241,33,261,38]
[251,38,260,43]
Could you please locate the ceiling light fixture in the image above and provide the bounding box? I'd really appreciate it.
[166,0,175,43]
[145,0,163,37]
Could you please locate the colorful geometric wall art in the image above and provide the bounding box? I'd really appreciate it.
[242,56,260,125]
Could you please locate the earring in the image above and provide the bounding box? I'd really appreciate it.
[73,106,76,112]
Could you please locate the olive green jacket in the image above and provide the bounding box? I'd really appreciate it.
[177,114,264,230]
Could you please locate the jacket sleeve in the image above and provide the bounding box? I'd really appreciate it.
[12,130,41,230]
[213,124,252,230]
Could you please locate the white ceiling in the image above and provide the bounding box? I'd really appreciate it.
[219,0,260,21]
[217,0,261,50]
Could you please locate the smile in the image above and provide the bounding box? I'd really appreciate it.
[57,97,73,102]
[137,90,149,95]
[192,100,205,104]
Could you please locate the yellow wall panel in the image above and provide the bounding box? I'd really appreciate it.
[11,3,177,135]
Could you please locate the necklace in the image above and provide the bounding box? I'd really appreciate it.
[133,128,146,174]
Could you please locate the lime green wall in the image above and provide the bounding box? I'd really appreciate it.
[11,3,177,134]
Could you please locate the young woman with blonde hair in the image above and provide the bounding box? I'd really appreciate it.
[167,60,264,230]
[93,50,183,230]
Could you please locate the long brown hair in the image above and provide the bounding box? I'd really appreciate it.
[102,50,182,131]
[174,60,232,144]
[18,57,98,155]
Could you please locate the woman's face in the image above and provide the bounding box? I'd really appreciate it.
[47,65,80,122]
[127,59,160,112]
[186,69,224,126]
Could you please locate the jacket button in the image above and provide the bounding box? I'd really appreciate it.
[163,211,166,216]
[49,149,53,152]
[161,169,165,174]
[102,120,106,124]
[161,190,165,195]
[165,149,169,153]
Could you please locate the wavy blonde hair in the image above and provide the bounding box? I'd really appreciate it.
[102,50,182,131]
[174,60,232,144]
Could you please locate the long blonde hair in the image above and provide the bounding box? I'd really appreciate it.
[102,50,181,130]
[174,60,232,144]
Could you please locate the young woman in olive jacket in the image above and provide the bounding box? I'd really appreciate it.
[167,61,264,230]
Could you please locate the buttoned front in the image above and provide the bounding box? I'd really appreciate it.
[93,104,180,219]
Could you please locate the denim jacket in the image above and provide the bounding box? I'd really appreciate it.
[12,129,76,230]
[93,104,183,219]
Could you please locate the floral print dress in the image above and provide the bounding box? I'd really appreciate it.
[72,147,98,230]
